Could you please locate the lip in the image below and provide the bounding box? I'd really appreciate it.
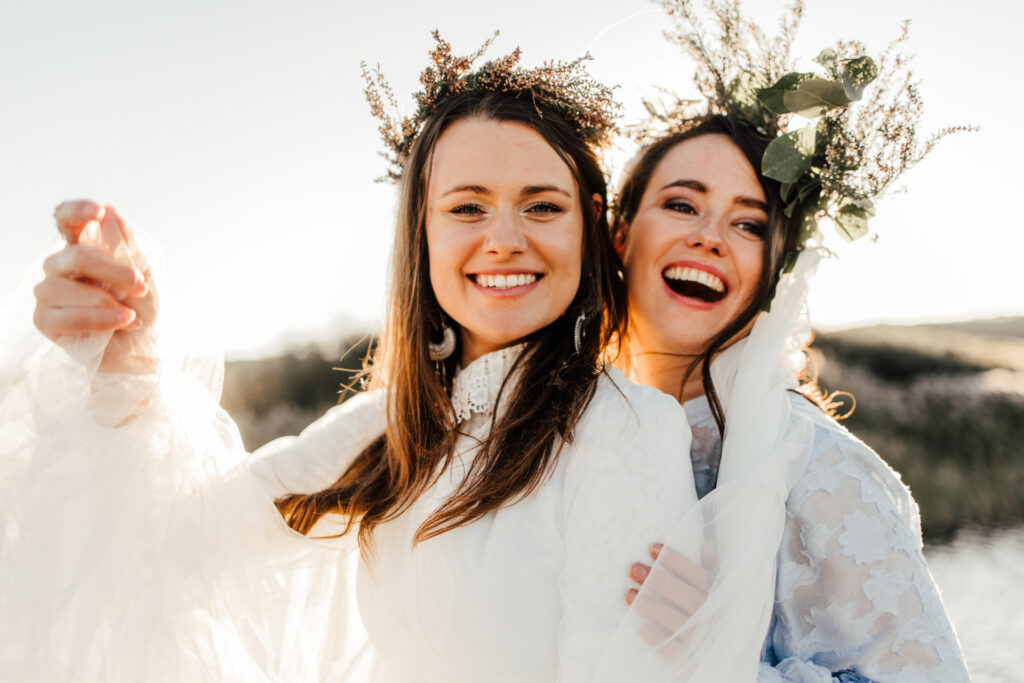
[467,269,543,299]
[660,260,730,310]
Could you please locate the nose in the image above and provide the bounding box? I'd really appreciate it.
[483,211,527,258]
[684,216,727,256]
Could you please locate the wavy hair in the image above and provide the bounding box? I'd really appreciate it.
[277,91,626,553]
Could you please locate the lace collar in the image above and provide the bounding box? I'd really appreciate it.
[450,344,526,423]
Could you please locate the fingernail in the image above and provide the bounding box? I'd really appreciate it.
[626,588,638,605]
[650,543,663,558]
[119,308,137,326]
[630,562,650,582]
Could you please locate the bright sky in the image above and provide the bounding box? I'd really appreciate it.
[3,0,1020,358]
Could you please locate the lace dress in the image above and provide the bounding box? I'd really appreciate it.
[683,393,970,682]
[0,340,699,681]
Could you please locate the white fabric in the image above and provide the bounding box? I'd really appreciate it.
[0,278,701,683]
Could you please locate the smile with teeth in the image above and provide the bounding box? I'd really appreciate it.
[662,266,727,303]
[472,273,539,289]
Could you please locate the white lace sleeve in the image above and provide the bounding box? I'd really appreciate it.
[764,402,970,682]
[556,369,697,681]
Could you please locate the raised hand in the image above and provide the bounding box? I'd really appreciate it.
[34,200,159,375]
[625,542,712,658]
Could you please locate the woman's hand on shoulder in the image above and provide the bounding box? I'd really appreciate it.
[34,200,159,373]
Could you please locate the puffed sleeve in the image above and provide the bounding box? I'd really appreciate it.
[247,388,386,497]
[555,369,698,681]
[760,402,970,683]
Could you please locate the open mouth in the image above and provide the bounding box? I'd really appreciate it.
[470,273,541,290]
[662,266,727,303]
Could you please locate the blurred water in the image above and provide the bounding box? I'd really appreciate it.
[924,526,1024,682]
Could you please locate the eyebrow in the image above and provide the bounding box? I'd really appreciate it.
[440,183,572,198]
[660,178,768,213]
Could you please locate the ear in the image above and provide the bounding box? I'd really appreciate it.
[591,193,604,220]
[612,218,629,255]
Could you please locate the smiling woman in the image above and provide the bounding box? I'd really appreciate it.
[1,37,704,682]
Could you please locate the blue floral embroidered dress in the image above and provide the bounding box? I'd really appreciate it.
[684,393,970,683]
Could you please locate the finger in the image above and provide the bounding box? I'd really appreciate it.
[643,566,706,617]
[102,204,151,281]
[34,277,125,309]
[632,591,690,635]
[43,245,146,298]
[54,200,104,244]
[651,543,711,593]
[103,204,138,250]
[34,305,136,339]
[637,623,688,660]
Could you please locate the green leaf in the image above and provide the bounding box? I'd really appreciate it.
[756,72,816,115]
[813,49,840,78]
[781,78,852,118]
[762,125,818,183]
[841,56,879,100]
[780,181,797,203]
[833,198,876,242]
[643,100,659,118]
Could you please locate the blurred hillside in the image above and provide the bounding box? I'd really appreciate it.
[222,317,1024,544]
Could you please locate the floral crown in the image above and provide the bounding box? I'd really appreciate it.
[363,31,621,183]
[636,0,973,251]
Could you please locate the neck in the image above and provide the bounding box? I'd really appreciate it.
[625,346,706,405]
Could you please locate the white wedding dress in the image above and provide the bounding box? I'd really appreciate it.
[0,325,699,681]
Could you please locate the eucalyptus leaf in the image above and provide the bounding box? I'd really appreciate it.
[813,48,840,78]
[781,78,852,118]
[643,100,659,118]
[842,56,879,100]
[780,181,796,203]
[833,198,876,242]
[756,72,815,115]
[762,125,817,183]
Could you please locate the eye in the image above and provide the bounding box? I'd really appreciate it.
[735,220,766,239]
[664,199,697,215]
[450,203,485,216]
[526,201,564,216]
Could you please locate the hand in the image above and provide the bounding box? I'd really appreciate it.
[34,200,159,374]
[625,542,713,658]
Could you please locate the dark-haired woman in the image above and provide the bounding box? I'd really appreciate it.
[610,116,970,681]
[3,58,699,681]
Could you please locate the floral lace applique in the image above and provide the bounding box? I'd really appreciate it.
[449,344,526,423]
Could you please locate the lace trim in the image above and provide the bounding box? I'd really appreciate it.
[450,344,526,423]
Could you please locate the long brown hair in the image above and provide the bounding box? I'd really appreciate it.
[613,115,801,437]
[277,91,626,553]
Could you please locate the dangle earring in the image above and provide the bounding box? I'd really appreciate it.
[573,311,587,355]
[428,320,457,362]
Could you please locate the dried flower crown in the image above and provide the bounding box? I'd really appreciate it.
[637,0,974,251]
[363,31,621,183]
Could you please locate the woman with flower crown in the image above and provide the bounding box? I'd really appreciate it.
[1,35,700,681]
[597,2,971,681]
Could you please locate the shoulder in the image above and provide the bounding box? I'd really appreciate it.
[785,393,923,550]
[563,368,694,503]
[579,366,689,437]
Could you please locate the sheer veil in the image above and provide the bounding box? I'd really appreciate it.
[595,247,823,681]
